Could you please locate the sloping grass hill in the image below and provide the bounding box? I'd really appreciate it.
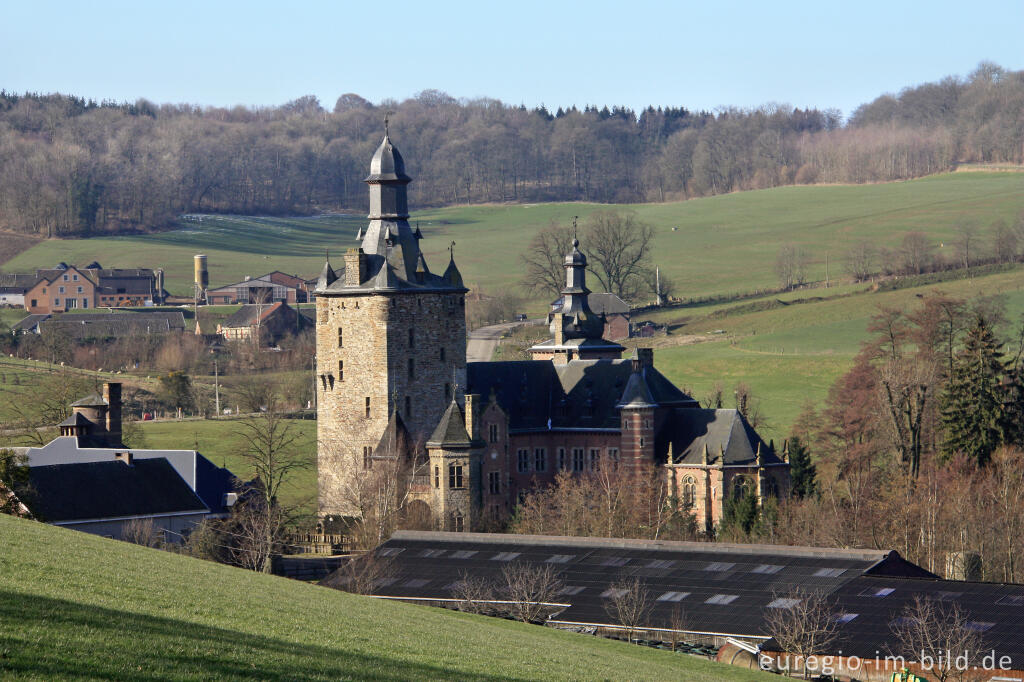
[0,515,770,681]
[4,172,1023,311]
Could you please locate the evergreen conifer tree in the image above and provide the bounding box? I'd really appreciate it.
[787,436,817,499]
[940,316,1007,465]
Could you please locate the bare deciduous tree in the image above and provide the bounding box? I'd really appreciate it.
[603,576,652,643]
[451,570,499,615]
[775,243,808,290]
[954,221,979,270]
[888,596,986,682]
[320,552,397,596]
[519,220,572,297]
[762,588,840,680]
[846,241,876,282]
[899,232,934,275]
[501,561,564,624]
[584,210,656,302]
[122,518,161,547]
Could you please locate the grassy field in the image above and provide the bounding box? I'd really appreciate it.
[644,266,1024,437]
[139,417,317,513]
[4,172,1024,314]
[0,514,771,681]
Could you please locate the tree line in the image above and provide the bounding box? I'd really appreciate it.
[0,62,1020,237]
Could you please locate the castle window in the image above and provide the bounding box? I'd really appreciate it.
[682,476,696,507]
[320,374,327,390]
[362,446,372,470]
[449,464,464,489]
[534,448,546,472]
[608,448,619,471]
[557,448,566,471]
[365,397,371,418]
[447,297,454,312]
[408,358,415,380]
[589,448,600,471]
[338,327,343,347]
[488,471,501,494]
[405,396,412,418]
[440,347,446,362]
[732,476,751,500]
[639,437,645,448]
[453,513,465,532]
[77,286,83,294]
[517,449,529,473]
[327,374,334,390]
[572,448,584,472]
[489,423,498,443]
[408,329,415,348]
[445,383,452,402]
[434,466,440,489]
[338,360,343,381]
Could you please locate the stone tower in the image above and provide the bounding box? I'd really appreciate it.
[316,130,468,518]
[529,235,624,363]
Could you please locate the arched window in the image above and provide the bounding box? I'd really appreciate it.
[731,475,751,500]
[682,476,697,508]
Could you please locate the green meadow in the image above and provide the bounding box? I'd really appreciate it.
[3,172,1023,314]
[0,514,772,681]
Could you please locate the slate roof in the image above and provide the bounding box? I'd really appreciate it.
[58,412,95,428]
[333,531,932,640]
[27,458,208,523]
[11,314,50,332]
[70,393,107,407]
[38,312,185,339]
[766,574,1024,668]
[664,409,785,467]
[466,360,698,432]
[21,437,239,516]
[427,401,473,447]
[221,302,286,328]
[0,273,38,293]
[550,292,630,315]
[375,410,414,458]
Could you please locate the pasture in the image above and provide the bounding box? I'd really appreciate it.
[2,172,1023,315]
[0,514,772,681]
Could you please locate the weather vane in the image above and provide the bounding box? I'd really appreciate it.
[449,240,456,259]
[384,110,395,136]
[572,216,579,243]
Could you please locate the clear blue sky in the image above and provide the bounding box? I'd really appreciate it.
[3,0,1021,119]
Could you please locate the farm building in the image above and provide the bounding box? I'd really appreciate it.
[329,530,1024,681]
[13,311,186,339]
[7,382,238,543]
[206,271,311,305]
[217,301,301,343]
[14,262,166,313]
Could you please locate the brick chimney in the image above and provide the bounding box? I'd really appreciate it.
[114,451,133,466]
[103,382,122,446]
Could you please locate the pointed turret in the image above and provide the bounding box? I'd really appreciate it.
[316,253,338,290]
[427,399,473,448]
[549,236,604,341]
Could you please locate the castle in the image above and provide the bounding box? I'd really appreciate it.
[316,131,790,534]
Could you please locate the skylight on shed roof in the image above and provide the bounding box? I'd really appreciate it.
[860,587,895,598]
[834,613,859,624]
[559,585,586,596]
[705,594,739,605]
[377,547,404,557]
[547,554,574,564]
[704,562,736,572]
[450,550,477,559]
[646,559,675,569]
[490,552,521,561]
[767,598,801,609]
[602,588,629,599]
[996,594,1024,606]
[813,567,846,578]
[656,591,690,602]
[752,564,783,574]
[418,549,445,558]
[601,557,630,567]
[965,621,995,632]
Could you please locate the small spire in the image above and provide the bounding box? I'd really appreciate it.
[449,240,456,260]
[384,110,394,137]
[702,442,709,465]
[572,215,579,246]
[356,226,364,240]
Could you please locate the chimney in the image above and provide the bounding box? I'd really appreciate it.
[463,393,481,441]
[344,248,365,286]
[114,451,133,466]
[103,382,122,445]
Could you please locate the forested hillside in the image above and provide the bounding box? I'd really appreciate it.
[0,62,1020,237]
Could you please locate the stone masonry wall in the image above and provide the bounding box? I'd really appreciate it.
[317,289,466,517]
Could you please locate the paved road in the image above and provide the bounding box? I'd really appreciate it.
[466,319,542,362]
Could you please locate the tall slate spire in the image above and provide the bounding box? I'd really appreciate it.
[550,229,604,341]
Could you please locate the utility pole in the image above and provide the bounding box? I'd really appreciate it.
[825,252,830,289]
[214,358,220,417]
